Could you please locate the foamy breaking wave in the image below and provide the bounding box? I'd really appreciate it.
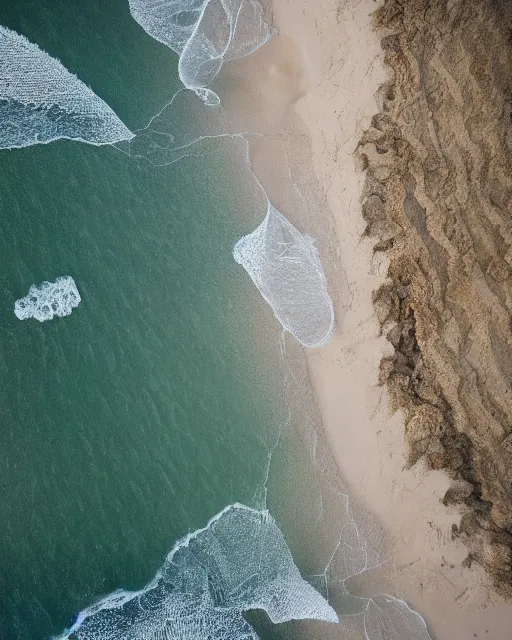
[234,204,335,348]
[55,504,337,640]
[14,276,81,322]
[128,0,274,103]
[0,26,133,149]
[365,596,432,640]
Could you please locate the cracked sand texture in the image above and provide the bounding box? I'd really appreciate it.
[359,0,512,595]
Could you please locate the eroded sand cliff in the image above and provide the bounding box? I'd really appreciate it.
[359,0,512,595]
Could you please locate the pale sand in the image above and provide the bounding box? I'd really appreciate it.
[267,0,512,637]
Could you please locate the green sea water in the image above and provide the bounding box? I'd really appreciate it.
[0,1,296,637]
[0,1,441,638]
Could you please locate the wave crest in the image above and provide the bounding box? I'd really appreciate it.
[128,0,274,102]
[56,504,337,640]
[0,26,133,149]
[234,204,335,348]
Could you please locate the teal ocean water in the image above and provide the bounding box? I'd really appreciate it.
[0,1,302,637]
[0,1,436,639]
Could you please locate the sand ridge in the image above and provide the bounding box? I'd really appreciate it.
[363,0,512,597]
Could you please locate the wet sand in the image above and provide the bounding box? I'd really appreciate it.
[267,0,512,637]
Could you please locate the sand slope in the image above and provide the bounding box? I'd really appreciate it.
[362,0,512,595]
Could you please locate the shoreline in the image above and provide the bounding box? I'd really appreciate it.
[269,0,512,637]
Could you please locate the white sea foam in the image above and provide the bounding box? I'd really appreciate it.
[55,504,337,640]
[0,26,133,149]
[14,276,81,322]
[233,203,335,348]
[128,0,274,102]
[364,596,432,640]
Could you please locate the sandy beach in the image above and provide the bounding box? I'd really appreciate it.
[4,0,511,637]
[262,0,512,637]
